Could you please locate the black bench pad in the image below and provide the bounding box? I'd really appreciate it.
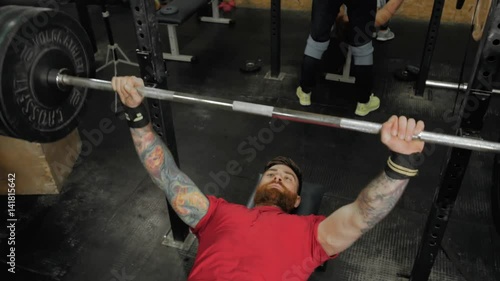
[156,0,207,25]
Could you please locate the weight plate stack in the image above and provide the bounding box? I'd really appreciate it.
[0,5,94,143]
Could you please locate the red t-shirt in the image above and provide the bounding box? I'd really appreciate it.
[188,196,338,281]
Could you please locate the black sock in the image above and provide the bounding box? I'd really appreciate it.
[299,55,320,93]
[353,65,373,103]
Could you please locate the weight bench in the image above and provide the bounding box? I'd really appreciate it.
[247,174,329,272]
[325,5,355,84]
[325,46,355,84]
[156,0,234,62]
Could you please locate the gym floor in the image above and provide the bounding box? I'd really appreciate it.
[2,2,500,281]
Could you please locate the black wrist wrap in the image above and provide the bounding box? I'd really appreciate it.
[123,103,150,128]
[384,152,424,180]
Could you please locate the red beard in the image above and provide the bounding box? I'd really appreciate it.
[253,181,298,213]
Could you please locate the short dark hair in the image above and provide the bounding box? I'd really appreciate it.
[263,156,303,195]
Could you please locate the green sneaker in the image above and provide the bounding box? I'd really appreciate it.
[296,86,311,106]
[355,94,380,116]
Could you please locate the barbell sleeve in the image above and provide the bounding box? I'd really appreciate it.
[55,73,500,154]
[426,79,500,94]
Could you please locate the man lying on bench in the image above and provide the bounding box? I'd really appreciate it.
[111,76,426,280]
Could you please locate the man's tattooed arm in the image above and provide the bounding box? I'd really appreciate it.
[354,173,408,234]
[130,125,209,228]
[318,172,408,255]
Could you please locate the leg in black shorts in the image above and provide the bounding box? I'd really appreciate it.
[299,0,343,95]
[298,0,378,114]
[345,0,377,105]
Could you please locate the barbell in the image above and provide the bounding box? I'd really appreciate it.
[50,71,500,153]
[1,5,500,154]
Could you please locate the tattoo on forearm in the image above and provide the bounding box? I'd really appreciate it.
[130,125,208,227]
[356,173,408,234]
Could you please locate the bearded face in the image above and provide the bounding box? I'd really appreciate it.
[253,180,299,213]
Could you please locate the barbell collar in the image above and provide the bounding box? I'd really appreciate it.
[54,72,500,154]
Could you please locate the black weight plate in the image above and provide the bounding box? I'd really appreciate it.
[240,60,261,73]
[160,5,179,15]
[394,68,417,82]
[0,5,30,139]
[0,5,95,143]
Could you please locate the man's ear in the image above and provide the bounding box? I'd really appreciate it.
[294,196,301,208]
